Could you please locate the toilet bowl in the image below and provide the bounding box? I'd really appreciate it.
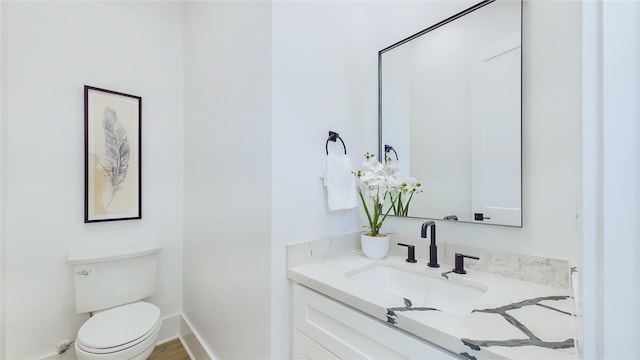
[75,302,161,360]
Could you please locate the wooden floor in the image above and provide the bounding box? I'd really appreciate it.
[149,338,191,360]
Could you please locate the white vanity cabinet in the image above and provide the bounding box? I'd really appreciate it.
[292,284,461,359]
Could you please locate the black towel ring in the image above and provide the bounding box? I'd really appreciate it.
[326,131,347,155]
[385,145,398,161]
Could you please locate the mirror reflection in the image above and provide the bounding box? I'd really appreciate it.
[379,0,522,227]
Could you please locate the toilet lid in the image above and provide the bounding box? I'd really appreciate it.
[77,302,161,351]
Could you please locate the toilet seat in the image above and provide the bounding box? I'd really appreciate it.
[76,302,161,355]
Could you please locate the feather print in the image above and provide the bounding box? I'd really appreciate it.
[101,106,130,207]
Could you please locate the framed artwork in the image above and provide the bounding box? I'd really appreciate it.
[84,85,141,223]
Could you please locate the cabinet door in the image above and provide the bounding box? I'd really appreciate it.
[293,284,461,359]
[293,329,340,360]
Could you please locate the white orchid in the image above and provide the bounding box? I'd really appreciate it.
[393,175,422,216]
[354,152,423,230]
[363,153,385,173]
[381,155,422,216]
[354,153,399,237]
[384,155,401,175]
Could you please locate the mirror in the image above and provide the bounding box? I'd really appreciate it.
[379,0,522,227]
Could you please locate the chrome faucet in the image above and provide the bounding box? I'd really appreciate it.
[421,221,439,268]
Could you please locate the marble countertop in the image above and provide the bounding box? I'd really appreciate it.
[288,251,577,359]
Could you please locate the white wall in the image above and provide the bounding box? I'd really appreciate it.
[271,3,379,356]
[182,2,272,359]
[2,2,184,358]
[598,2,640,355]
[0,1,5,357]
[582,1,640,358]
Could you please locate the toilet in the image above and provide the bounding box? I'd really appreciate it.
[68,242,162,360]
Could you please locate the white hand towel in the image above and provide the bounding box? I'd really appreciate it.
[320,153,358,211]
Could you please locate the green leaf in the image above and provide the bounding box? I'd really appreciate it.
[357,187,375,233]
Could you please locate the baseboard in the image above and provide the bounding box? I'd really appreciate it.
[41,347,76,360]
[179,314,217,360]
[158,313,182,345]
[39,313,212,360]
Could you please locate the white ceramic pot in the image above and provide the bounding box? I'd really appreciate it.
[360,233,390,260]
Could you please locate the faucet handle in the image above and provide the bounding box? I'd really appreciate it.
[453,253,479,274]
[397,243,417,263]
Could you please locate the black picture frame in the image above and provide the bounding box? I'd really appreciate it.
[84,85,142,223]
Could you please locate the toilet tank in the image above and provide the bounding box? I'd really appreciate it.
[68,242,161,314]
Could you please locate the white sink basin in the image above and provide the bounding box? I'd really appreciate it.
[345,264,487,315]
